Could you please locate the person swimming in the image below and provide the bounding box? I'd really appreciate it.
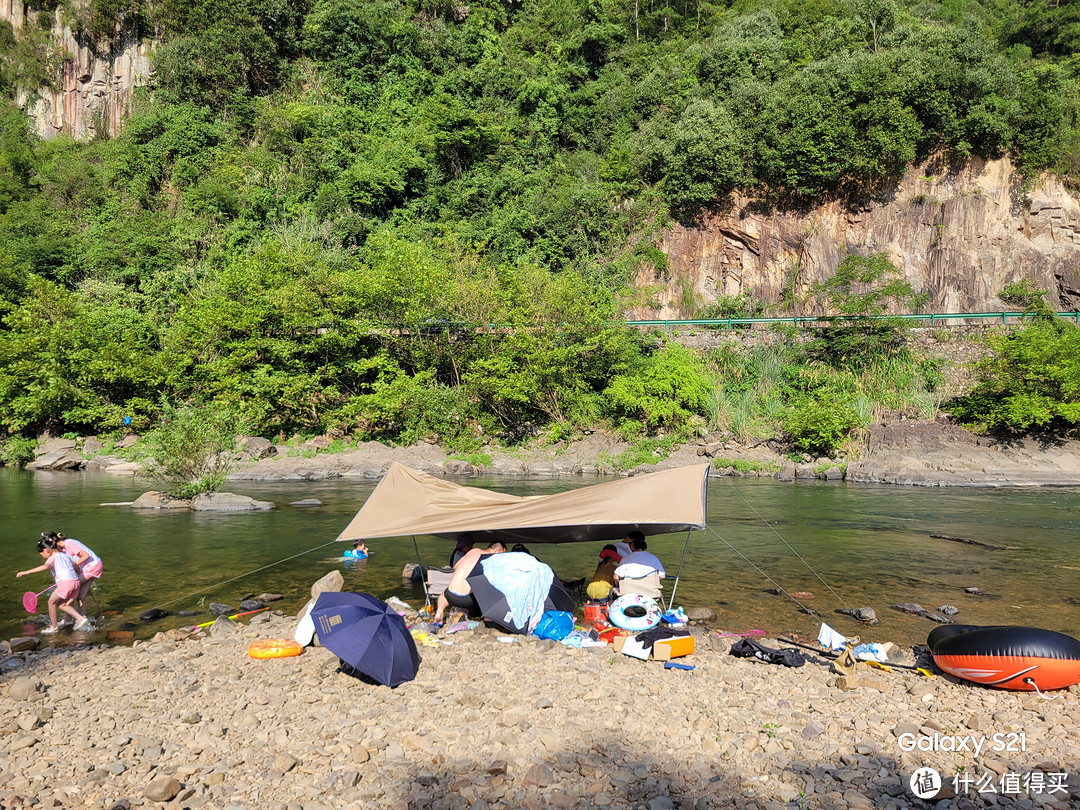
[344,540,369,559]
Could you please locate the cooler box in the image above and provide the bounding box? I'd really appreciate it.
[653,635,695,660]
[583,602,609,623]
[613,634,695,660]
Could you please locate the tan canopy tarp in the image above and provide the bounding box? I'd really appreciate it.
[335,461,709,545]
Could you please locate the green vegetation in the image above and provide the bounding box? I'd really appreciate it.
[0,1,1078,457]
[142,401,243,497]
[946,317,1080,436]
[946,283,1080,437]
[448,451,494,469]
[711,457,782,474]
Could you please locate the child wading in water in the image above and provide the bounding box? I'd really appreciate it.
[16,538,90,633]
[43,531,103,615]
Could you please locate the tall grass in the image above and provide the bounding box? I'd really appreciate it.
[702,334,943,454]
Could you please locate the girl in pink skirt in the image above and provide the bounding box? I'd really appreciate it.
[44,532,103,614]
[16,538,89,633]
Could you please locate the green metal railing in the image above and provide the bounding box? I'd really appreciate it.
[625,311,1080,331]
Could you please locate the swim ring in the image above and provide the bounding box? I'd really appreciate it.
[609,593,662,632]
[343,549,368,559]
[247,638,304,659]
[928,624,1080,691]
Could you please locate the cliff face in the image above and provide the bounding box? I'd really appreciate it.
[642,156,1080,318]
[1,0,151,140]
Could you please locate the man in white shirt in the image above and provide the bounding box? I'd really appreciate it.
[613,532,665,599]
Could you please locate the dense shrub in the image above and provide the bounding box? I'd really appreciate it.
[945,318,1080,435]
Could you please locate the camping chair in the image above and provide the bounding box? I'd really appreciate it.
[561,577,588,604]
[612,573,664,603]
[425,566,455,598]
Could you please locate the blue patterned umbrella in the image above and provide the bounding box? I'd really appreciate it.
[310,591,420,687]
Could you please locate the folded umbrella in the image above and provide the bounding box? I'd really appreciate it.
[310,591,420,687]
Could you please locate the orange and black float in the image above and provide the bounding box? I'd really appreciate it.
[928,625,1080,691]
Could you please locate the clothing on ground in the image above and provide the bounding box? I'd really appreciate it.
[635,625,691,650]
[729,638,806,668]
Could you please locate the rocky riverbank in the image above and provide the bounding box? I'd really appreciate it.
[2,598,1079,810]
[20,418,1080,487]
[224,419,1080,488]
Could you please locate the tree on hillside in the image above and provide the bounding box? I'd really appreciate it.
[804,252,928,368]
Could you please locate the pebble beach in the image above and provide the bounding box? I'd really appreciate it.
[3,598,1080,810]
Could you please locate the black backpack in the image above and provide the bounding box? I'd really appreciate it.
[729,638,806,668]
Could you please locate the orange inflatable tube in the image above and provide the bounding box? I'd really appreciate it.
[247,638,303,659]
[928,625,1080,691]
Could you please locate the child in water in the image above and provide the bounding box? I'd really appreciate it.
[16,538,90,633]
[345,540,369,559]
[43,532,103,615]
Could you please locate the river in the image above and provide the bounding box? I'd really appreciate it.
[2,468,1079,649]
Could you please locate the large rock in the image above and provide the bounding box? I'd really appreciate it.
[640,156,1080,319]
[8,677,42,701]
[143,775,182,802]
[686,607,716,621]
[33,437,77,457]
[189,492,275,511]
[85,457,141,475]
[100,461,144,475]
[9,637,39,653]
[848,419,1080,486]
[442,459,476,476]
[131,491,191,510]
[310,571,344,599]
[238,436,276,459]
[207,616,241,638]
[25,448,86,471]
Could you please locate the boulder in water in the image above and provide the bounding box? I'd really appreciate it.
[131,491,191,510]
[686,607,716,621]
[239,599,265,611]
[891,603,928,617]
[189,492,275,511]
[139,609,169,622]
[209,603,235,617]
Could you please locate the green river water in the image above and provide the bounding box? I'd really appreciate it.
[2,468,1079,650]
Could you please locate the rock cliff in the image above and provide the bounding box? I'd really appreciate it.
[1,0,151,140]
[643,156,1080,318]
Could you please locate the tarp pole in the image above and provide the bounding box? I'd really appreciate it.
[412,535,431,608]
[667,528,692,611]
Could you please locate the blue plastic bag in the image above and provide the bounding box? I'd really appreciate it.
[532,610,574,641]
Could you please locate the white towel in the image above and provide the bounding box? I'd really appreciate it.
[817,622,847,651]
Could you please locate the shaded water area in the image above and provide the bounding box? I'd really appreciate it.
[2,467,1080,651]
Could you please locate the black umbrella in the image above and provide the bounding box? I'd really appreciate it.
[467,554,574,634]
[310,591,420,687]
